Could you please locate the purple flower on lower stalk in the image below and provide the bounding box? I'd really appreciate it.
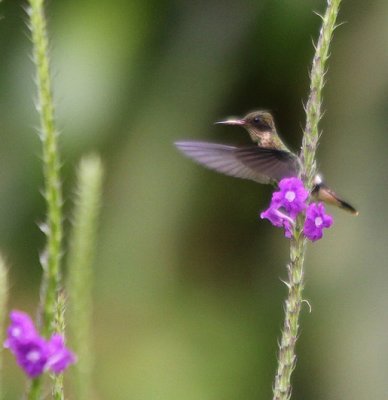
[272,177,308,217]
[303,202,333,241]
[4,311,76,378]
[46,334,76,374]
[4,311,38,352]
[13,337,50,378]
[260,205,294,238]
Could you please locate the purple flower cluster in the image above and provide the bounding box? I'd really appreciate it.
[303,202,333,241]
[4,311,76,378]
[260,177,333,241]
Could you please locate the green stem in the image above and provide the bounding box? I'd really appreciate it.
[27,378,42,400]
[52,375,64,400]
[272,1,342,399]
[272,224,307,400]
[27,0,63,398]
[52,293,66,400]
[28,0,63,337]
[301,0,342,190]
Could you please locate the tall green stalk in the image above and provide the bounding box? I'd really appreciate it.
[28,0,63,338]
[52,293,66,400]
[301,0,342,190]
[67,155,104,400]
[272,1,342,399]
[27,0,64,398]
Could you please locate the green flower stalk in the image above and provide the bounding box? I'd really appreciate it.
[301,1,342,189]
[27,0,64,398]
[272,1,342,399]
[67,155,104,400]
[27,0,63,337]
[0,254,8,400]
[52,293,66,400]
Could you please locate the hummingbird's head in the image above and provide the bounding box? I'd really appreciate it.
[242,111,275,133]
[215,110,276,144]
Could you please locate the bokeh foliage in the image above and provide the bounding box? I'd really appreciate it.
[0,0,387,398]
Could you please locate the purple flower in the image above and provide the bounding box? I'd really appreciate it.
[13,337,50,378]
[4,311,76,378]
[260,178,334,242]
[272,177,308,217]
[4,311,38,352]
[260,177,308,238]
[260,205,294,238]
[303,202,333,241]
[46,334,76,374]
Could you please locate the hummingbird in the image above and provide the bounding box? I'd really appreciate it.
[175,110,358,215]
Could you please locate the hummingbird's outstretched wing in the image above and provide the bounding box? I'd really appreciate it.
[175,141,299,184]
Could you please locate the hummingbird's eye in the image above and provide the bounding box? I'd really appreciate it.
[253,116,261,124]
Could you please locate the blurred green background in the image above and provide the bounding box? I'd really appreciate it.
[1,0,387,398]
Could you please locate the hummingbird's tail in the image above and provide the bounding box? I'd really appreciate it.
[313,183,358,216]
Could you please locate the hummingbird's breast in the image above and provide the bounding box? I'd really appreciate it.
[248,128,277,148]
[258,132,275,148]
[255,131,286,150]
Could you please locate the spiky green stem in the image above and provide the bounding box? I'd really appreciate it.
[301,0,342,190]
[272,223,307,400]
[27,0,63,338]
[27,0,63,398]
[272,1,342,399]
[67,155,104,400]
[52,293,66,400]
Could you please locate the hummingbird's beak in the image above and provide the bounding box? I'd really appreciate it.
[214,118,246,126]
